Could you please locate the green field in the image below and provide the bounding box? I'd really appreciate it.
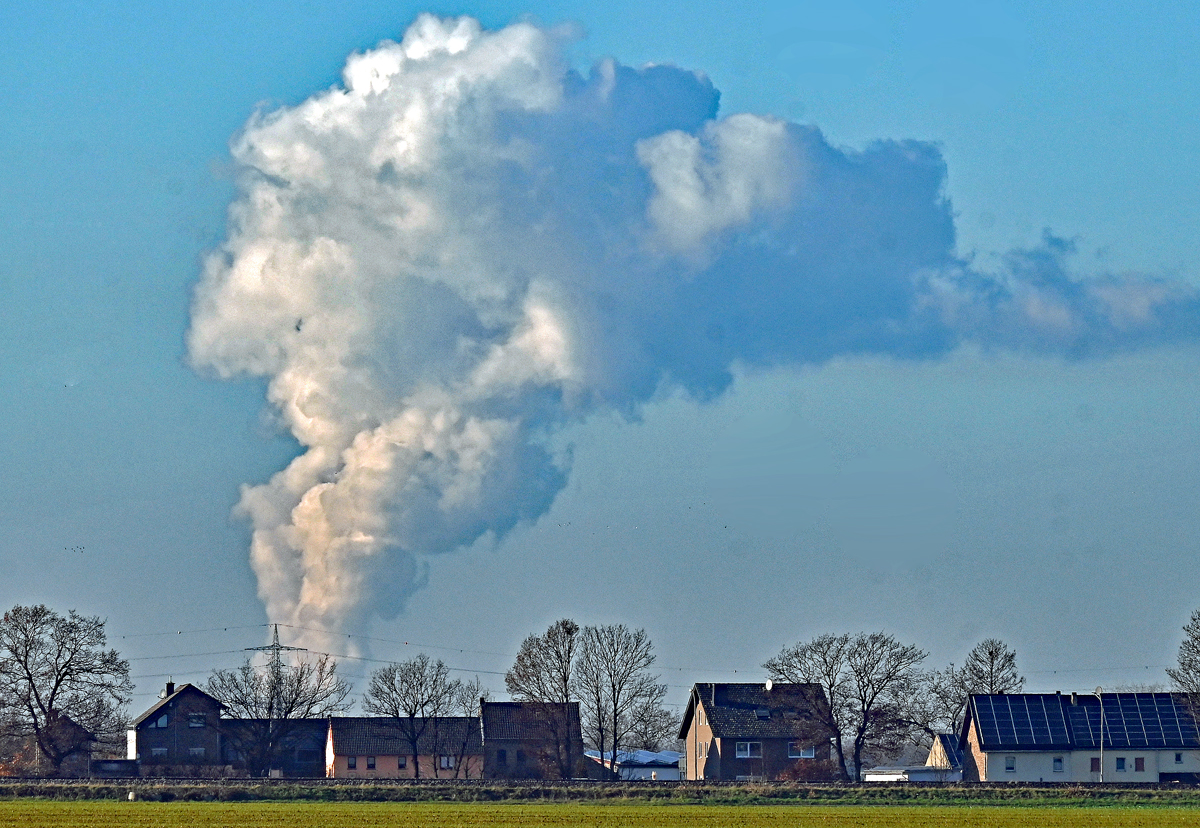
[2,803,1200,828]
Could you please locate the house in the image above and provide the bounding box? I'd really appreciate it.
[129,681,327,777]
[678,682,833,781]
[129,682,226,775]
[0,715,96,777]
[584,749,681,780]
[927,732,964,774]
[480,701,586,779]
[325,716,483,779]
[961,691,1200,783]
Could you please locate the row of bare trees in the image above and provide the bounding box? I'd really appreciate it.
[763,633,1025,781]
[504,620,678,778]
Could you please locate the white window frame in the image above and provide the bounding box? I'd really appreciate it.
[1052,756,1063,772]
[398,755,408,769]
[440,755,455,769]
[1115,757,1126,772]
[736,741,762,759]
[787,741,815,759]
[188,747,205,757]
[1004,756,1015,773]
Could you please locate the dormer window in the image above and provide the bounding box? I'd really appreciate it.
[755,708,770,720]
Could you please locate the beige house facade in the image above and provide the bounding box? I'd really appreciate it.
[325,716,483,779]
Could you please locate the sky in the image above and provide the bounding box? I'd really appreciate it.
[2,0,1199,714]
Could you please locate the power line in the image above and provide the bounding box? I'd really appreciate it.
[118,624,268,639]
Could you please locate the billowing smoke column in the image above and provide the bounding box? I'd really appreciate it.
[188,15,1198,651]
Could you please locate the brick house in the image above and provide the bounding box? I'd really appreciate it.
[128,682,326,777]
[679,682,833,781]
[479,700,586,780]
[962,691,1200,783]
[325,716,483,779]
[128,682,226,774]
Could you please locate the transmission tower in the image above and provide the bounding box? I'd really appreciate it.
[246,624,306,721]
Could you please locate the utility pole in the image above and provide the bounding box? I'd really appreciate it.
[246,624,306,775]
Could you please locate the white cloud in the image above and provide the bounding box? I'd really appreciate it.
[188,15,1200,650]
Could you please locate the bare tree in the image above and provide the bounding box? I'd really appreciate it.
[206,653,351,776]
[622,683,680,752]
[447,675,489,778]
[904,663,966,744]
[577,624,658,775]
[765,632,927,781]
[906,638,1025,747]
[0,605,132,776]
[1168,609,1200,713]
[961,638,1024,696]
[505,618,581,778]
[575,639,610,769]
[363,653,463,779]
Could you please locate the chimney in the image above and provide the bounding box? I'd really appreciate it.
[1071,692,1078,706]
[166,680,175,697]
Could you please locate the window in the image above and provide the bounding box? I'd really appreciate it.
[699,742,706,758]
[151,747,167,757]
[736,742,762,759]
[189,747,205,757]
[516,750,526,763]
[1053,756,1063,773]
[347,756,357,769]
[149,713,169,728]
[496,749,506,765]
[188,713,206,728]
[1091,757,1101,773]
[1177,753,1184,765]
[1134,757,1145,772]
[1004,756,1015,773]
[366,756,376,770]
[440,755,455,769]
[398,756,407,769]
[788,742,816,759]
[1115,757,1126,772]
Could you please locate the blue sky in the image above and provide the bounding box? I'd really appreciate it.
[2,0,1199,710]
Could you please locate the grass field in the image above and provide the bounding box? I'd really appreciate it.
[3,802,1200,828]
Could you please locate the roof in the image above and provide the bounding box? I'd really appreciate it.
[585,749,681,768]
[328,716,482,756]
[131,683,224,727]
[679,683,829,740]
[932,733,964,769]
[965,692,1200,752]
[221,718,328,745]
[480,701,580,741]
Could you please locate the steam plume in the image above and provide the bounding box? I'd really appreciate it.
[188,15,1199,650]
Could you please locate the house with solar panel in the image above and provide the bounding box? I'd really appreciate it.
[962,692,1200,783]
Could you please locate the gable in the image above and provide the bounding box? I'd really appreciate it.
[132,684,224,728]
